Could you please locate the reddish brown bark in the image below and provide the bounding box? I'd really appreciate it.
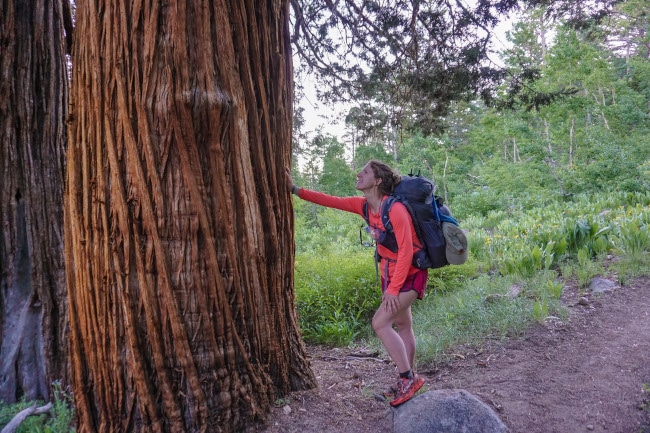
[65,1,315,432]
[0,0,69,404]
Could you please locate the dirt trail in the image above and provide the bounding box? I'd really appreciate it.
[259,276,650,433]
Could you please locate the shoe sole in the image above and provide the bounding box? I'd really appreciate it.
[389,377,424,407]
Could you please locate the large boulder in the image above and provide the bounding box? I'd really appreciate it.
[392,389,507,433]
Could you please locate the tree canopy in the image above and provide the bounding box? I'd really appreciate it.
[290,0,624,135]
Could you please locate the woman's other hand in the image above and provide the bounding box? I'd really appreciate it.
[382,293,400,313]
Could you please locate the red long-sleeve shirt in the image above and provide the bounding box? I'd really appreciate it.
[297,188,422,296]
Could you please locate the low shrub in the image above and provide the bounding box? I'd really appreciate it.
[292,190,650,365]
[295,248,379,345]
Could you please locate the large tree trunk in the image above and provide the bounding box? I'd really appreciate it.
[65,1,315,432]
[0,0,69,404]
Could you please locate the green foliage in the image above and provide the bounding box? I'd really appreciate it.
[290,2,650,365]
[294,249,379,346]
[0,382,75,433]
[451,189,508,219]
[320,140,357,196]
[565,218,612,256]
[498,242,557,278]
[295,133,360,197]
[353,144,392,169]
[615,220,650,259]
[610,211,650,279]
[292,189,650,361]
[426,260,485,295]
[412,274,557,361]
[532,298,549,323]
[274,398,291,407]
[293,202,361,253]
[574,247,605,288]
[642,383,650,415]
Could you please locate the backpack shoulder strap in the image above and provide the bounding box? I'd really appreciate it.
[362,200,369,224]
[363,196,397,228]
[381,196,397,232]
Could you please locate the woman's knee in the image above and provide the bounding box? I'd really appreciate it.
[371,315,384,333]
[372,310,392,334]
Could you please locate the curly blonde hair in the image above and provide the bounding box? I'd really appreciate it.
[367,160,400,196]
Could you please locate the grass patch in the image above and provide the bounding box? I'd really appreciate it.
[413,274,534,362]
[324,270,569,365]
[293,191,649,364]
[0,381,75,433]
[295,248,379,346]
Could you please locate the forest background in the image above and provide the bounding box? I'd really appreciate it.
[289,3,650,354]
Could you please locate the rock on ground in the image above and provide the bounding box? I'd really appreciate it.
[392,389,506,433]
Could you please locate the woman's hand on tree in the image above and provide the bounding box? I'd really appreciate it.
[286,168,294,193]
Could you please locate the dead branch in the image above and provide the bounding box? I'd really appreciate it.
[1,402,53,433]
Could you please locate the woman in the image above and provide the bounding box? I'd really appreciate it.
[287,160,426,406]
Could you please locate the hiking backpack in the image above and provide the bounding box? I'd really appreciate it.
[362,173,459,269]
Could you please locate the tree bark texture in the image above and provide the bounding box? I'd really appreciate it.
[65,1,315,432]
[0,0,69,404]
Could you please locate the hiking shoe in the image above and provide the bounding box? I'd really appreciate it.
[389,374,424,407]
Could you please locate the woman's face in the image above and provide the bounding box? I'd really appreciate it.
[355,163,379,191]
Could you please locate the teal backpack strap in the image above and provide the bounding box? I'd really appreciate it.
[440,214,459,225]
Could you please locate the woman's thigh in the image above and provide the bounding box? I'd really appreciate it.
[373,290,418,329]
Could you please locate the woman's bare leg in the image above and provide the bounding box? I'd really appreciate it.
[371,290,419,374]
[394,308,416,369]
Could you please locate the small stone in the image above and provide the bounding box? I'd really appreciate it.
[578,297,590,306]
[589,277,617,293]
[507,284,523,298]
[282,405,291,415]
[586,424,594,430]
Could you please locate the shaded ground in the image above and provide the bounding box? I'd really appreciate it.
[258,276,650,433]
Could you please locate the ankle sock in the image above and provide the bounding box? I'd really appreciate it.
[399,370,413,380]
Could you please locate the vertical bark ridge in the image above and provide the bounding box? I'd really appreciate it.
[104,119,176,432]
[235,0,313,393]
[115,70,201,428]
[66,1,316,432]
[1,0,68,405]
[67,0,111,429]
[168,0,275,421]
[111,2,184,428]
[228,0,277,385]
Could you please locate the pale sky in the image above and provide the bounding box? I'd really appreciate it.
[296,15,515,143]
